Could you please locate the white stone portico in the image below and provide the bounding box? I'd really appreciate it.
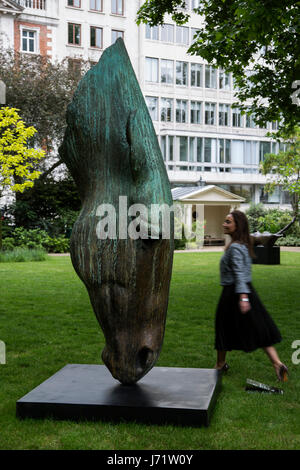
[172,185,245,244]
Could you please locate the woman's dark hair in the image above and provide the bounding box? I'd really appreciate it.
[229,210,254,258]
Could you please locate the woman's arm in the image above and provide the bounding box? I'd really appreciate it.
[230,245,251,313]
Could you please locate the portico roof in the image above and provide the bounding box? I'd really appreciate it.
[171,185,245,205]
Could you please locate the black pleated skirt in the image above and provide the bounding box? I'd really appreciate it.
[215,283,282,352]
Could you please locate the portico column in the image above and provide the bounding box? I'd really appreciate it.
[184,203,193,233]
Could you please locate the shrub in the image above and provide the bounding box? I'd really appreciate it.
[275,236,300,247]
[3,227,70,253]
[246,204,266,232]
[44,236,69,253]
[1,237,15,251]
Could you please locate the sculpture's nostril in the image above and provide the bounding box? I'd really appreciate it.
[136,347,154,370]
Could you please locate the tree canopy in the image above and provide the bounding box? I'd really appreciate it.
[261,127,300,217]
[137,0,300,133]
[0,107,45,195]
[0,47,86,175]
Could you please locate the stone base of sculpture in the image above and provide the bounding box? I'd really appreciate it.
[16,364,222,427]
[252,245,280,265]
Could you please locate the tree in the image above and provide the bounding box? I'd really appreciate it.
[0,107,45,247]
[137,0,300,133]
[0,45,88,229]
[260,127,300,218]
[0,46,88,175]
[10,173,81,236]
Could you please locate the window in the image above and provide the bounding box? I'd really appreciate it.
[205,65,217,88]
[232,107,242,127]
[111,0,123,15]
[90,27,103,48]
[219,103,229,126]
[145,57,158,82]
[219,69,230,90]
[205,102,216,125]
[160,98,173,122]
[190,101,202,124]
[168,136,174,161]
[189,137,203,162]
[259,141,271,162]
[176,61,188,86]
[146,96,158,121]
[21,29,37,53]
[246,112,256,128]
[176,100,187,123]
[161,59,174,84]
[179,137,188,161]
[260,186,280,204]
[112,30,124,43]
[68,23,81,45]
[68,58,82,78]
[90,0,102,10]
[177,0,189,11]
[244,141,258,165]
[191,63,202,87]
[89,0,102,10]
[231,140,244,165]
[161,136,167,161]
[219,139,231,164]
[145,25,159,40]
[68,0,80,7]
[191,28,198,43]
[161,24,174,42]
[204,138,217,163]
[176,26,189,45]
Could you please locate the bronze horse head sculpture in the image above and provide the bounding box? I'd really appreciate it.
[59,39,174,384]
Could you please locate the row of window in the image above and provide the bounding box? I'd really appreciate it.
[20,23,123,52]
[146,58,231,90]
[67,0,199,14]
[146,23,199,47]
[68,23,123,48]
[159,135,285,168]
[146,96,268,128]
[67,0,124,15]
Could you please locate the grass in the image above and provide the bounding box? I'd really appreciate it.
[0,247,48,263]
[0,252,299,450]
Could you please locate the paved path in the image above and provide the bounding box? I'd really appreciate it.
[175,246,300,253]
[49,246,300,256]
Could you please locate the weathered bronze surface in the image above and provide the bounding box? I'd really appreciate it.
[59,39,174,385]
[251,216,296,247]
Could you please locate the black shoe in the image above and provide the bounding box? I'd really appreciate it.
[221,362,229,372]
[276,364,288,382]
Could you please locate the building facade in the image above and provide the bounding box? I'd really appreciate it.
[0,0,291,211]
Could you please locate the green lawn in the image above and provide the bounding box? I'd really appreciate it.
[0,252,299,450]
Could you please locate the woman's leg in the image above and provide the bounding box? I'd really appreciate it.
[263,346,288,381]
[215,350,227,369]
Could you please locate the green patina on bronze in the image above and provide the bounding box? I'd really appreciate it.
[59,39,174,385]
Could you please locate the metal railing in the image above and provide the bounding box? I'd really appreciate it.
[16,0,46,9]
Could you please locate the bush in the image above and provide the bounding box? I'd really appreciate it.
[275,236,300,246]
[246,204,300,237]
[1,237,15,251]
[2,227,70,253]
[0,247,48,262]
[44,236,69,253]
[246,203,266,232]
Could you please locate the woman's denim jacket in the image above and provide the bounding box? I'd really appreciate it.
[220,242,252,294]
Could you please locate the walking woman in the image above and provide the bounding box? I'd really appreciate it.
[215,210,288,382]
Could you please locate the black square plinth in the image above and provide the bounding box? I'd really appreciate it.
[16,364,222,427]
[253,245,280,265]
